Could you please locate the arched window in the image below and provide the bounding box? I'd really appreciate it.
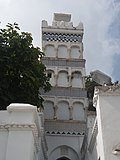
[45,45,56,57]
[72,102,85,121]
[43,101,54,119]
[57,101,69,120]
[58,70,69,87]
[46,70,55,86]
[71,46,80,59]
[58,45,68,58]
[71,71,83,88]
[49,145,79,160]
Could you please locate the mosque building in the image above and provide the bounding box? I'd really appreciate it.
[41,13,88,160]
[0,13,120,160]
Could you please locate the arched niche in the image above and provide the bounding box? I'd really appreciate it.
[71,71,83,88]
[46,69,55,86]
[57,101,69,120]
[49,145,79,160]
[58,45,68,58]
[70,46,80,59]
[45,45,56,57]
[72,102,85,121]
[43,100,54,119]
[58,70,69,87]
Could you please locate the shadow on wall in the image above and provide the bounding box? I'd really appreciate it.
[57,157,70,160]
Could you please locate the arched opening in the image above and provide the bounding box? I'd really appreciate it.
[45,45,56,57]
[72,102,85,121]
[46,70,55,86]
[71,46,80,59]
[71,71,83,88]
[57,157,70,160]
[57,101,69,120]
[49,145,79,160]
[58,70,69,87]
[43,101,54,119]
[58,45,68,58]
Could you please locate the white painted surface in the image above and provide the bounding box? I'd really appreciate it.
[0,130,8,160]
[72,102,85,120]
[0,103,47,160]
[44,101,54,119]
[58,45,68,59]
[57,101,69,120]
[71,72,83,88]
[71,46,80,59]
[6,131,34,160]
[45,45,56,57]
[47,135,83,160]
[90,86,120,160]
[58,71,68,87]
[97,95,120,160]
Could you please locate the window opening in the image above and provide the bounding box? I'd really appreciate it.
[48,72,52,78]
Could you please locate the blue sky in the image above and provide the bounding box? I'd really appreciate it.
[0,0,120,81]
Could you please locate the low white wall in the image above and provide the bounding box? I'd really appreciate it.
[0,103,48,160]
[94,86,120,160]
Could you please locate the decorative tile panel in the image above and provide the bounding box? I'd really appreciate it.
[43,32,82,43]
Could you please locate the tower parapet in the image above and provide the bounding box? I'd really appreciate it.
[42,13,84,48]
[42,13,84,31]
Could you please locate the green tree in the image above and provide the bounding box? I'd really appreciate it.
[0,23,51,110]
[85,75,100,111]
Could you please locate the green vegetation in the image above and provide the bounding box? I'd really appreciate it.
[0,23,51,110]
[85,75,99,111]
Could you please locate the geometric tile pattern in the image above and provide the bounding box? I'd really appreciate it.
[43,32,82,42]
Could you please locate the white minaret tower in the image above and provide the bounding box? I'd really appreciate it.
[41,13,87,160]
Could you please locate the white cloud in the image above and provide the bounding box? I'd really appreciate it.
[0,0,119,79]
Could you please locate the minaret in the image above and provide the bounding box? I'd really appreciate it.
[41,13,87,160]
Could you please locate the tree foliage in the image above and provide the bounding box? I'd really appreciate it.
[85,75,100,111]
[0,23,51,110]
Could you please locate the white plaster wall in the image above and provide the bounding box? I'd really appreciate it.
[44,101,54,119]
[71,68,86,78]
[43,97,87,122]
[6,131,34,160]
[57,101,69,120]
[45,66,86,87]
[71,72,83,88]
[87,142,98,160]
[96,95,120,160]
[71,46,80,59]
[46,135,83,160]
[0,130,8,160]
[58,45,68,58]
[50,145,78,160]
[58,71,69,87]
[45,45,56,57]
[87,113,96,145]
[0,104,47,160]
[72,102,85,121]
[0,112,9,160]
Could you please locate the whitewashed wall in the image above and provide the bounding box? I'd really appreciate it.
[0,103,48,160]
[47,135,84,160]
[88,86,120,160]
